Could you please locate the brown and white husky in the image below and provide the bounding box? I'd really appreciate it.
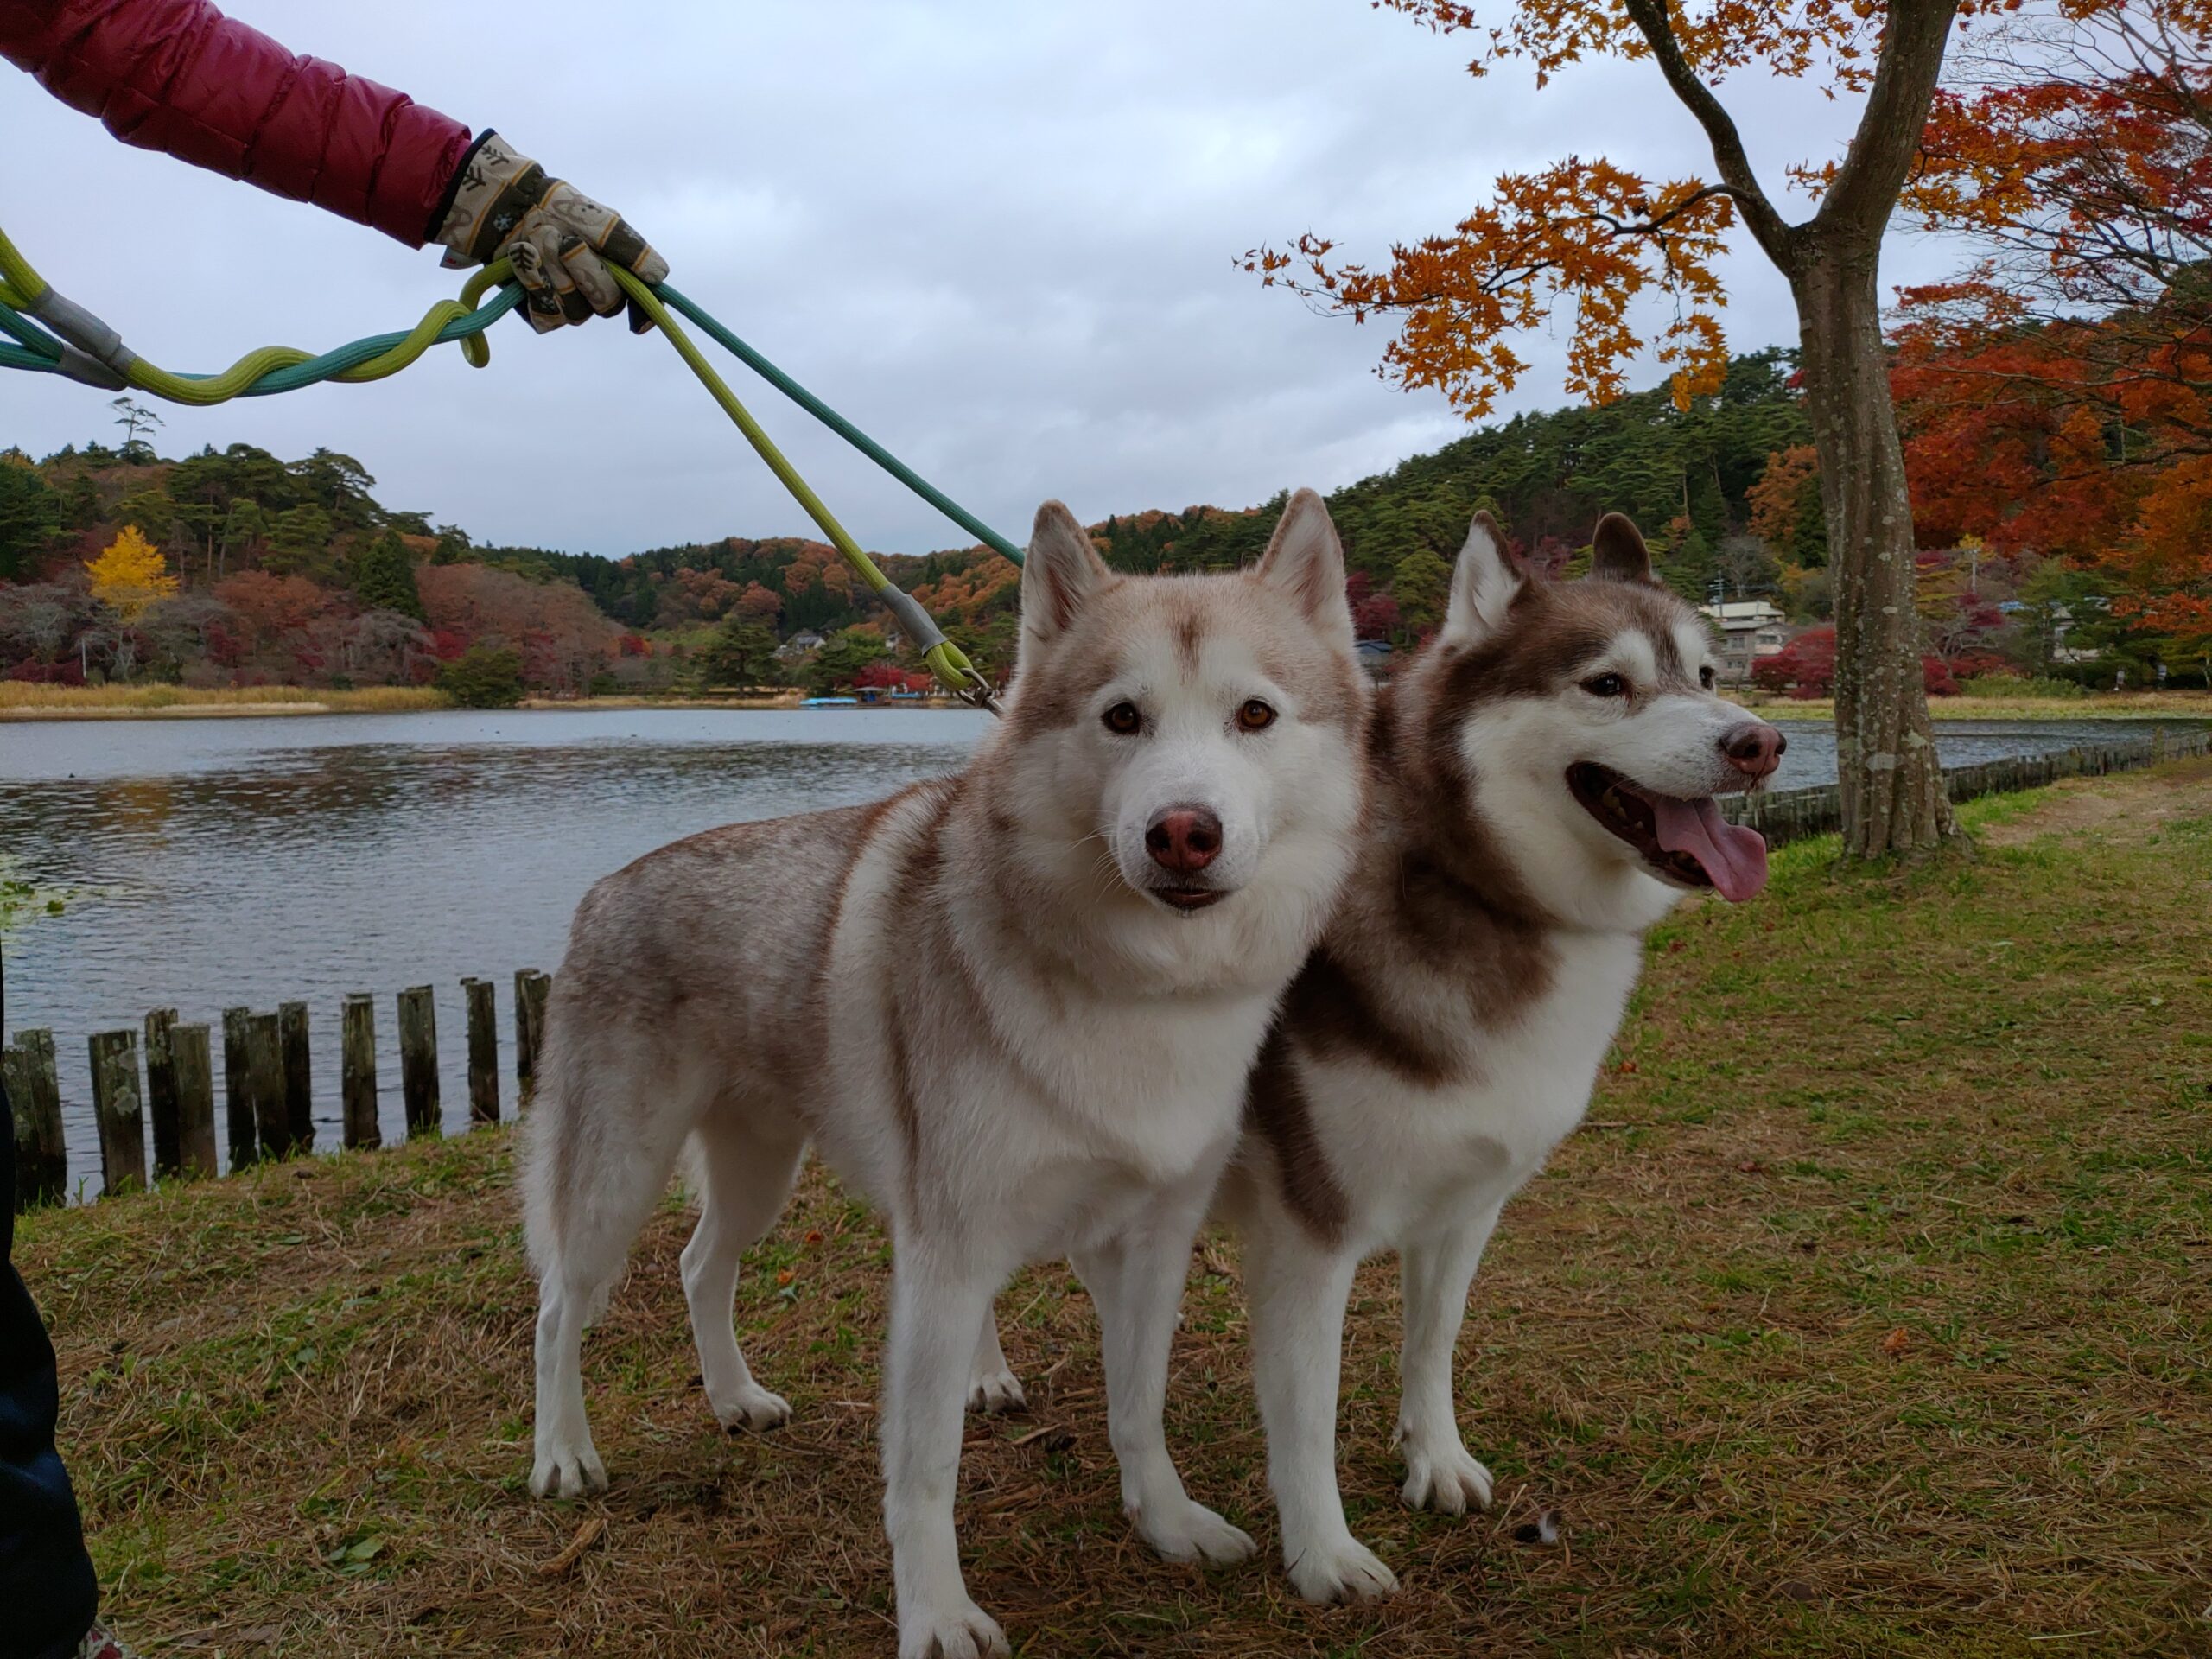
[1216,509,1783,1602]
[519,493,1368,1657]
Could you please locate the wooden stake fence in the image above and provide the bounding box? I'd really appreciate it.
[7,969,554,1211]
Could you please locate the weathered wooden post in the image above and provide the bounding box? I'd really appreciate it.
[462,977,499,1125]
[171,1023,218,1178]
[513,968,550,1090]
[279,1000,314,1154]
[397,985,440,1138]
[245,1013,290,1160]
[222,1006,257,1169]
[340,994,381,1151]
[144,1007,181,1179]
[88,1029,148,1196]
[8,1031,67,1207]
[3,1046,35,1211]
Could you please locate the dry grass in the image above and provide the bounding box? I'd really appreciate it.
[21,764,2212,1657]
[0,683,448,718]
[1732,690,2212,722]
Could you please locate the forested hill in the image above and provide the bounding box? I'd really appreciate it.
[534,346,1814,620]
[1,350,1821,694]
[1085,349,1811,588]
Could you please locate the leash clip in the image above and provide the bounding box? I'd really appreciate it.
[957,680,1004,718]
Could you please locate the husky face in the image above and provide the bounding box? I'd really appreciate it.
[992,491,1366,990]
[1421,512,1781,932]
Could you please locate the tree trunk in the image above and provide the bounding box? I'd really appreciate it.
[1792,245,1958,857]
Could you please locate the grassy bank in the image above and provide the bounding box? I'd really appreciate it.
[20,761,2212,1656]
[1738,690,2212,721]
[0,683,449,719]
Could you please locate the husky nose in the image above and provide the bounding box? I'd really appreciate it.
[1146,806,1223,874]
[1720,721,1786,779]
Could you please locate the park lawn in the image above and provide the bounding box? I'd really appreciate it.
[19,761,2212,1658]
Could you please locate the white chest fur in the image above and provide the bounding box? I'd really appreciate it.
[1314,929,1647,1254]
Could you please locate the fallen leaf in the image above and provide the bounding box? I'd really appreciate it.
[1880,1327,1910,1357]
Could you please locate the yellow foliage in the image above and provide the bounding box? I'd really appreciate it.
[85,524,180,621]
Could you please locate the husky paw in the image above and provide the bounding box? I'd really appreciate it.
[898,1599,1009,1659]
[710,1382,792,1433]
[1132,1497,1257,1567]
[965,1367,1028,1415]
[529,1438,608,1500]
[1400,1440,1495,1515]
[1285,1534,1399,1605]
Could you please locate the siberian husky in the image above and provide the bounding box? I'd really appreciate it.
[1214,510,1783,1602]
[520,493,1367,1658]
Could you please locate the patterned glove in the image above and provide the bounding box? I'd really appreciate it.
[434,132,669,334]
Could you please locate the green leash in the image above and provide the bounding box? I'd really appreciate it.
[0,223,1013,709]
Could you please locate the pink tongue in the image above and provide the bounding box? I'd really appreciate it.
[1649,795,1770,902]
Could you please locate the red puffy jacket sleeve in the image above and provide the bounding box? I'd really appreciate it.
[0,0,476,246]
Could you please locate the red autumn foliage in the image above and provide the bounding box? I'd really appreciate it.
[1753,625,1962,698]
[1352,593,1402,641]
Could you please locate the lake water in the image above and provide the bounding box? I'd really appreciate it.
[2,709,2201,1192]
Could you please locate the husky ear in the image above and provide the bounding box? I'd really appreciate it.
[1019,500,1112,658]
[1589,512,1656,584]
[1440,509,1524,647]
[1255,488,1354,653]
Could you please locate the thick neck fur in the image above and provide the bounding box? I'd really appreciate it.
[1283,631,1672,1085]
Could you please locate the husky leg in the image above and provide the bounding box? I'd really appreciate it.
[531,1275,606,1499]
[965,1307,1027,1416]
[1244,1223,1397,1603]
[882,1244,1010,1659]
[682,1111,805,1433]
[1075,1207,1256,1567]
[1396,1205,1505,1515]
[524,1039,703,1500]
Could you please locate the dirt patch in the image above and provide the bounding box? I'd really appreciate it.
[1977,753,2212,848]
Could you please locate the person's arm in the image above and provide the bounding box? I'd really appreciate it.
[0,0,472,245]
[0,0,668,329]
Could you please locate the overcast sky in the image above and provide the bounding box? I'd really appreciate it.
[2,2,1964,558]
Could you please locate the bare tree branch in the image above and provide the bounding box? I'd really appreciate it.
[1618,0,1799,268]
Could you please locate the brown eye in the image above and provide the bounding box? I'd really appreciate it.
[1103,701,1141,734]
[1700,664,1716,690]
[1236,698,1277,732]
[1581,672,1626,699]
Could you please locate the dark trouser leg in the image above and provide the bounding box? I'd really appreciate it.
[0,1058,99,1659]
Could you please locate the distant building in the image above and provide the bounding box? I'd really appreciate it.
[774,629,826,662]
[1999,599,2094,664]
[1699,600,1789,682]
[1355,638,1395,677]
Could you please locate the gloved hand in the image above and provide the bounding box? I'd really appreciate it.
[434,132,669,333]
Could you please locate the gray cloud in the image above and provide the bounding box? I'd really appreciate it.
[1,1,1966,556]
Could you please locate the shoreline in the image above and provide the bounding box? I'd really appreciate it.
[3,682,2207,725]
[0,691,989,722]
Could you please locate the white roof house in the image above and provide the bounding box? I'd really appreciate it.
[1699,601,1791,681]
[1701,600,1788,629]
